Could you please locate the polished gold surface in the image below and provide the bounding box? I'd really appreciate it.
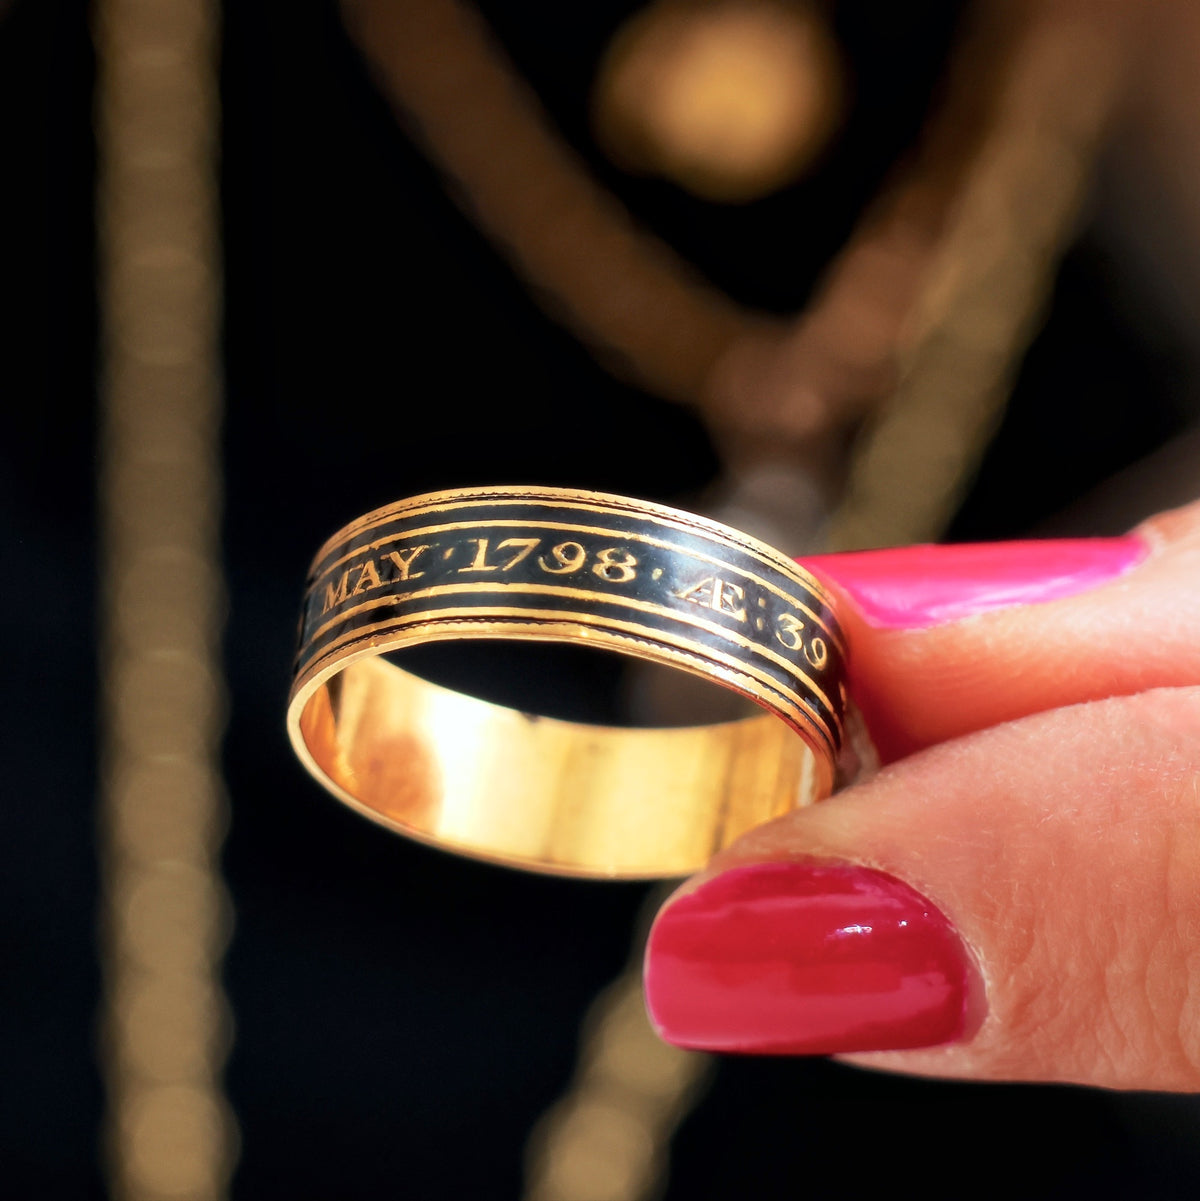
[291,651,825,878]
[288,486,845,878]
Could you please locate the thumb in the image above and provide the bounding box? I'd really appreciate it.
[644,686,1200,1089]
[644,498,1200,1089]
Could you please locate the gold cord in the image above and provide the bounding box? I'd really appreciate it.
[522,889,713,1201]
[96,0,236,1196]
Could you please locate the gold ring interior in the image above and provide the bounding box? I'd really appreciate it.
[288,644,832,879]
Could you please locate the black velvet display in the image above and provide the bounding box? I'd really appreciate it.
[4,2,1198,1198]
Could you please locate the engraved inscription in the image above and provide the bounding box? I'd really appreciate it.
[309,525,840,708]
[322,570,351,614]
[673,576,747,622]
[351,559,382,595]
[320,535,648,615]
[538,541,586,574]
[457,536,541,573]
[592,547,638,583]
[805,635,828,669]
[453,539,640,582]
[774,611,805,650]
[384,545,430,581]
[459,537,496,572]
[774,610,828,669]
[497,538,540,570]
[298,505,846,751]
[321,546,432,613]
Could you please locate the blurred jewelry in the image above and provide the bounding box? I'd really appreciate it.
[287,485,846,878]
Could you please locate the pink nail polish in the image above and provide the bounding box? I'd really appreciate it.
[644,863,970,1055]
[804,536,1147,629]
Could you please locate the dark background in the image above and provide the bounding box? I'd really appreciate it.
[7,0,1200,1196]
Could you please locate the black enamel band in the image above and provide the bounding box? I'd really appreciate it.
[293,485,847,755]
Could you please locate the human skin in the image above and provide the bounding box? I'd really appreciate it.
[644,498,1200,1089]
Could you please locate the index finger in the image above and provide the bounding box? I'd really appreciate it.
[801,499,1200,762]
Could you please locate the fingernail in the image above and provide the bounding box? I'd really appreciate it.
[804,536,1147,629]
[644,862,971,1055]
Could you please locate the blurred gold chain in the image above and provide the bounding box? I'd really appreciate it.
[96,1,236,1197]
[829,0,1133,549]
[522,889,713,1201]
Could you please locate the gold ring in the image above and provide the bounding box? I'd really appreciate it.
[287,485,847,878]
